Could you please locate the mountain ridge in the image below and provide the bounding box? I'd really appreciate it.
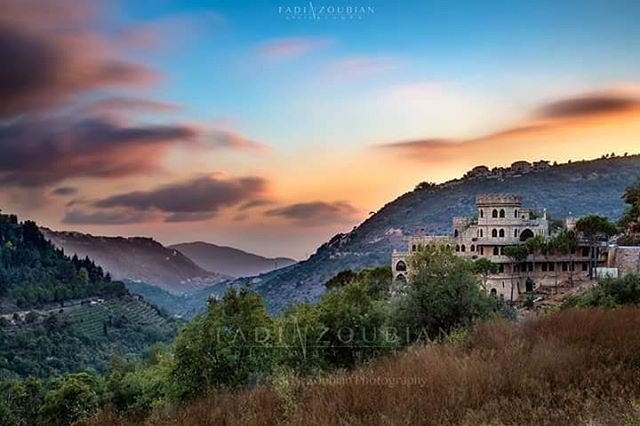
[41,229,229,294]
[233,154,640,313]
[169,241,296,278]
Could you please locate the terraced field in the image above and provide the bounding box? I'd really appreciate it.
[65,297,168,337]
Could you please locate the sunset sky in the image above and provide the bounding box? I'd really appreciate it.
[1,0,640,259]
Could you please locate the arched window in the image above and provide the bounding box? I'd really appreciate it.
[461,244,466,252]
[454,229,459,237]
[455,244,460,252]
[519,229,534,242]
[412,244,416,251]
[514,209,518,218]
[492,229,498,238]
[514,229,518,238]
[490,288,497,296]
[493,247,499,255]
[492,209,498,218]
[395,260,407,272]
[480,209,484,218]
[470,244,475,252]
[499,229,505,238]
[499,209,505,218]
[479,229,483,238]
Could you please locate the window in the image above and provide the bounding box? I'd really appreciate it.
[499,264,505,273]
[480,209,484,218]
[493,247,499,255]
[470,244,475,252]
[412,244,416,251]
[582,263,588,271]
[396,261,407,272]
[500,247,504,255]
[455,244,460,252]
[542,263,548,272]
[549,263,555,271]
[499,209,505,218]
[528,263,533,272]
[461,245,466,252]
[514,209,518,218]
[492,209,498,218]
[454,229,459,237]
[492,229,498,238]
[582,247,590,257]
[514,229,518,238]
[499,229,505,238]
[562,263,568,271]
[480,229,483,238]
[480,247,484,255]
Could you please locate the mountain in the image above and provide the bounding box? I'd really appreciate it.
[236,155,640,313]
[0,212,179,378]
[41,229,229,294]
[169,242,296,278]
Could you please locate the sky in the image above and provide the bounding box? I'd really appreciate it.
[1,0,640,259]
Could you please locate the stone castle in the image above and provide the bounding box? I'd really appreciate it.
[391,194,600,301]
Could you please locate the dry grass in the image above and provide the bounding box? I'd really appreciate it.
[99,309,640,425]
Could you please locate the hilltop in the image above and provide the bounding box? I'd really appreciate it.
[42,229,229,294]
[169,241,296,278]
[234,154,640,313]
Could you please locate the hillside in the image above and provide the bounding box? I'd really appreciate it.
[169,242,296,278]
[238,155,640,313]
[42,229,229,294]
[0,213,179,379]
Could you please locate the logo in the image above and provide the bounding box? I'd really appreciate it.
[278,1,376,20]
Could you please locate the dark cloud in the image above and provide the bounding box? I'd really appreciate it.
[87,97,182,115]
[238,199,275,211]
[265,201,359,225]
[537,95,640,119]
[90,175,268,222]
[51,186,78,196]
[0,116,198,186]
[377,90,640,161]
[62,208,155,225]
[0,0,157,119]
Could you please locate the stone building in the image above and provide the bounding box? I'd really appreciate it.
[392,194,598,301]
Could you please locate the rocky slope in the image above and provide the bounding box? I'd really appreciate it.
[169,242,296,278]
[237,155,640,313]
[42,230,229,294]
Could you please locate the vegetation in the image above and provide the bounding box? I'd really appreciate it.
[563,274,640,308]
[95,309,640,425]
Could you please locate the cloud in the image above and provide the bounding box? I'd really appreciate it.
[51,186,78,196]
[536,94,640,119]
[87,97,182,115]
[0,0,157,119]
[238,199,275,211]
[259,37,331,61]
[207,129,268,151]
[377,90,640,161]
[0,116,198,187]
[63,208,156,225]
[265,201,359,226]
[87,175,269,223]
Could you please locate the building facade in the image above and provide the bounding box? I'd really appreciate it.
[392,194,597,301]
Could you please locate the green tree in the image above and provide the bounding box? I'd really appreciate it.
[620,177,640,229]
[394,245,496,343]
[171,287,273,400]
[551,229,579,286]
[576,215,620,278]
[472,258,498,291]
[39,373,103,426]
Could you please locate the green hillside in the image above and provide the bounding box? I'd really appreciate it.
[0,212,180,379]
[234,155,640,313]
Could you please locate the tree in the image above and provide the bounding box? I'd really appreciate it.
[472,258,498,290]
[171,287,273,400]
[394,245,496,343]
[550,229,579,286]
[620,177,640,229]
[525,235,547,285]
[503,245,529,302]
[39,373,103,426]
[576,215,619,278]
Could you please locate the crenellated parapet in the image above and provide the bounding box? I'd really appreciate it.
[476,194,522,207]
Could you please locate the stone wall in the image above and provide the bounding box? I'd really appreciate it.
[609,246,640,276]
